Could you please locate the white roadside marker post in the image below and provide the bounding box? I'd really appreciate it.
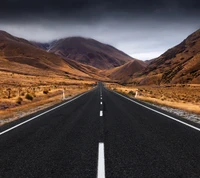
[62,88,65,100]
[135,89,138,98]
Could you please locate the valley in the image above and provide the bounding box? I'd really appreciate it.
[0,29,200,124]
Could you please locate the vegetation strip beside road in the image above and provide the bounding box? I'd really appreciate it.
[0,83,95,126]
[106,83,200,124]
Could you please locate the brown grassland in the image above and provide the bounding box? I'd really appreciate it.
[0,71,95,125]
[106,83,200,115]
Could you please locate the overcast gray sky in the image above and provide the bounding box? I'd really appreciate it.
[0,0,199,60]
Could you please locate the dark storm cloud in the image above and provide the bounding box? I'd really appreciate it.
[0,0,199,60]
[0,0,200,20]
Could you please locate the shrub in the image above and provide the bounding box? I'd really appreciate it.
[128,91,135,96]
[43,90,49,94]
[16,97,23,104]
[7,88,11,98]
[25,93,33,101]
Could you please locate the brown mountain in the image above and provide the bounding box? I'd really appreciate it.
[31,41,51,50]
[0,30,96,78]
[133,29,200,85]
[103,60,147,82]
[48,37,135,69]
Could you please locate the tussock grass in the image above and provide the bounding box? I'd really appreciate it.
[0,70,96,125]
[106,83,200,115]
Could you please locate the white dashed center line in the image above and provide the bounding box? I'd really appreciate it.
[97,142,105,178]
[97,86,105,178]
[100,110,103,116]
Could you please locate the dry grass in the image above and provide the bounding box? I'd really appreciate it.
[106,83,200,115]
[0,70,95,125]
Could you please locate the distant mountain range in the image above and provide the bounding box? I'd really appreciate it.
[0,29,199,84]
[34,37,135,69]
[0,30,103,80]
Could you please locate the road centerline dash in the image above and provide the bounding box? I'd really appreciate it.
[100,110,103,116]
[97,142,105,178]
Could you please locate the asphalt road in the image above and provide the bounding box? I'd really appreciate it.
[0,83,200,178]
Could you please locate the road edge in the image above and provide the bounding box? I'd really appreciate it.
[0,87,96,135]
[105,87,200,132]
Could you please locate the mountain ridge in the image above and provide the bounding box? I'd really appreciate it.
[1,29,199,84]
[46,36,136,69]
[131,29,200,84]
[0,30,97,79]
[103,60,147,82]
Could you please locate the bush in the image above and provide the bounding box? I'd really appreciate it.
[16,97,23,104]
[25,93,33,101]
[43,90,49,94]
[128,91,135,96]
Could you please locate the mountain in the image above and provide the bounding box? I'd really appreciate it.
[31,41,51,50]
[47,37,135,69]
[103,60,147,82]
[0,30,94,78]
[31,40,58,51]
[133,29,200,85]
[2,29,199,85]
[145,59,155,65]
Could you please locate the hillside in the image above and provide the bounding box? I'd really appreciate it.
[48,37,135,69]
[133,29,200,85]
[0,30,97,79]
[31,41,51,50]
[3,29,199,85]
[103,60,147,82]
